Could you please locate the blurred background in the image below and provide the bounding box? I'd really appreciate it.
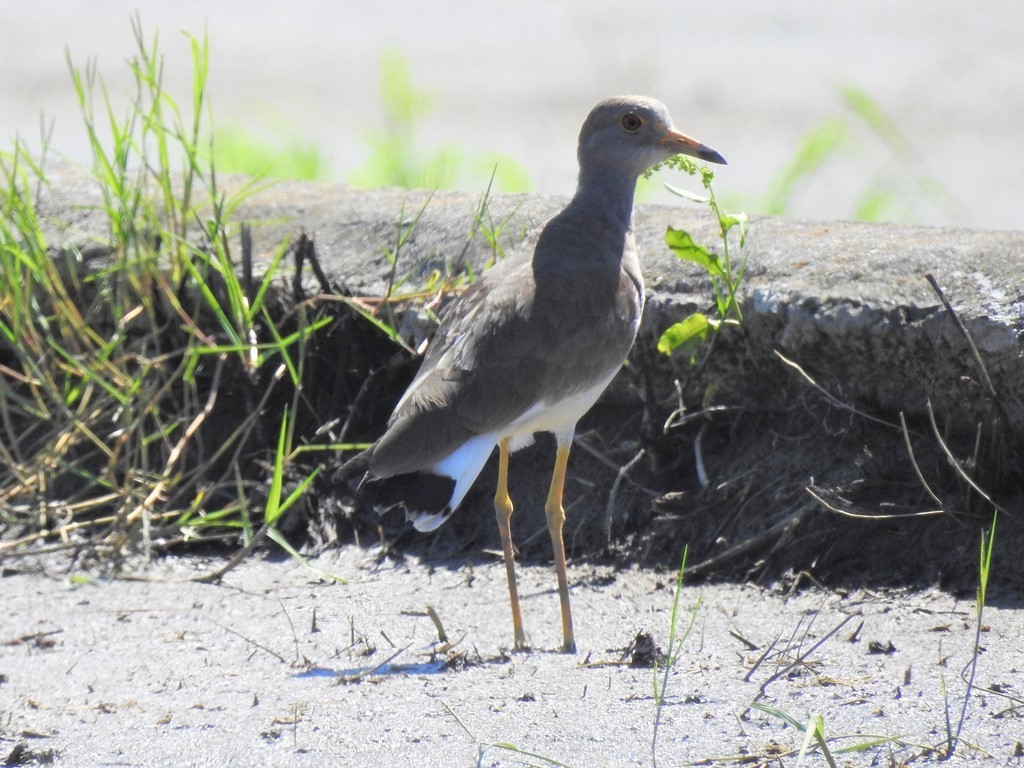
[2,0,1021,229]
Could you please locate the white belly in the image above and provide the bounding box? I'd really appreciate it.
[500,367,620,448]
[426,367,620,520]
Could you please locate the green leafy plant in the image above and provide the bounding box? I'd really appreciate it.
[649,156,747,361]
[349,49,530,193]
[213,123,331,181]
[751,705,838,767]
[339,168,524,359]
[759,86,965,223]
[748,703,934,764]
[744,515,1002,764]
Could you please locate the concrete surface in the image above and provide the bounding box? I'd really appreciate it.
[37,162,1024,434]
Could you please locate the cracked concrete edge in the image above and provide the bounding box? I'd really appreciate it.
[36,162,1024,428]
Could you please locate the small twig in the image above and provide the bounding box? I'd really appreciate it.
[944,518,997,759]
[924,273,997,400]
[900,411,945,507]
[192,517,276,583]
[441,700,477,742]
[749,612,860,708]
[744,633,781,683]
[805,485,944,520]
[192,468,299,584]
[729,629,761,652]
[0,507,180,554]
[163,361,290,513]
[0,540,82,558]
[663,403,734,432]
[926,400,1009,516]
[301,233,333,295]
[425,605,449,644]
[603,448,645,549]
[337,366,386,445]
[773,350,899,429]
[686,502,813,577]
[573,434,637,474]
[241,222,254,304]
[275,595,301,663]
[209,617,288,664]
[124,354,226,528]
[338,644,411,683]
[291,233,313,302]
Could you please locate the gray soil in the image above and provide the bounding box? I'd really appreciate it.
[3,548,1023,766]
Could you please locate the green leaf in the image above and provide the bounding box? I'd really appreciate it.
[657,313,710,356]
[665,227,725,278]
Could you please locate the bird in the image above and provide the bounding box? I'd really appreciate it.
[357,96,725,653]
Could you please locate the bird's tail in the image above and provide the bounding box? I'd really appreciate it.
[356,471,457,532]
[342,433,496,532]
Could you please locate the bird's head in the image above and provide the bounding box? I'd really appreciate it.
[577,96,726,180]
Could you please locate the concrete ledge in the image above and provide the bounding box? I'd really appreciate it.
[230,181,1024,435]
[31,164,1024,581]
[42,163,1024,436]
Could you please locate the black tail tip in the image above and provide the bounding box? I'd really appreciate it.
[357,471,457,532]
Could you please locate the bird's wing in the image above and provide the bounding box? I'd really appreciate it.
[370,258,547,476]
[369,215,643,480]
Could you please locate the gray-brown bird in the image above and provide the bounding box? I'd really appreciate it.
[359,96,725,652]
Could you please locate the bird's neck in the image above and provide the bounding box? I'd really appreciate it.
[568,161,639,233]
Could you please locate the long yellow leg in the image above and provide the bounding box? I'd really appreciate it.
[494,438,527,650]
[545,437,576,653]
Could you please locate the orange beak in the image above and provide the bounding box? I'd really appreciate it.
[658,129,727,165]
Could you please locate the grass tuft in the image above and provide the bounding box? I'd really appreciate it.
[651,545,702,768]
[757,86,966,223]
[942,511,997,759]
[0,16,328,558]
[214,123,332,181]
[349,49,531,193]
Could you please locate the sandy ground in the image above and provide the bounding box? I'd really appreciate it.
[3,547,1022,766]
[1,0,1022,230]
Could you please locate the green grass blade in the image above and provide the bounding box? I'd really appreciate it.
[266,528,349,583]
[762,118,846,216]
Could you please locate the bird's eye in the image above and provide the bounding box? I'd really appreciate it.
[620,113,643,132]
